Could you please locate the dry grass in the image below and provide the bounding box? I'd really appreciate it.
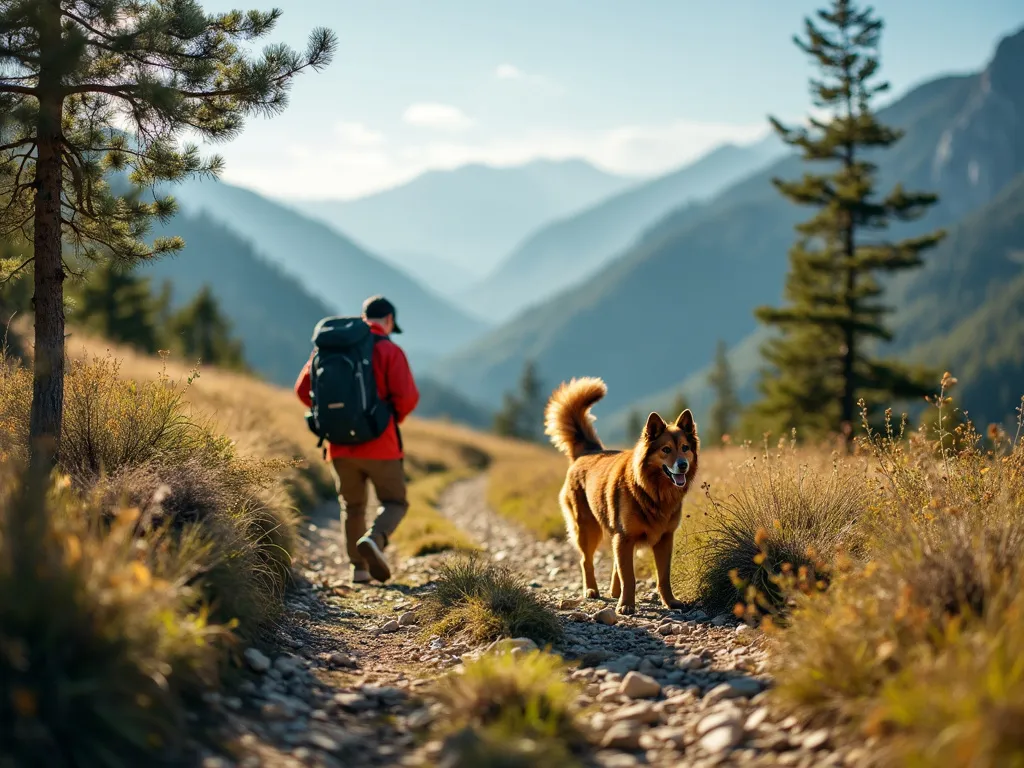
[430,650,586,768]
[390,469,480,557]
[0,463,227,766]
[764,388,1024,766]
[421,555,562,646]
[487,450,567,540]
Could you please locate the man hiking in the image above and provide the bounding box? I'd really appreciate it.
[294,295,419,584]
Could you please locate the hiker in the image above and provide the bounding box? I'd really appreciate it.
[294,295,419,584]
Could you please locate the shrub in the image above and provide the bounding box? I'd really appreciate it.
[0,464,226,766]
[768,390,1024,764]
[690,443,867,619]
[432,650,585,768]
[421,556,562,646]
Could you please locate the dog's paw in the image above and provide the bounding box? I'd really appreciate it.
[585,588,600,599]
[617,602,636,615]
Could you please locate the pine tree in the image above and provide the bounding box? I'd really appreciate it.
[669,392,690,422]
[168,285,245,370]
[625,410,643,441]
[493,359,545,441]
[71,260,160,352]
[707,339,740,444]
[0,2,335,465]
[752,0,945,448]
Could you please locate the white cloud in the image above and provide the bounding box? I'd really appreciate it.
[219,116,771,200]
[333,121,386,147]
[495,63,523,80]
[402,102,476,132]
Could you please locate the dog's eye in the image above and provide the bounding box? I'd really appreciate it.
[661,446,671,455]
[681,444,690,452]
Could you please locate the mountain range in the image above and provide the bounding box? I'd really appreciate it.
[429,24,1024,436]
[167,177,488,365]
[462,136,786,322]
[298,159,637,299]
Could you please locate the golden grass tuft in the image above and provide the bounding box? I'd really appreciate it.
[431,650,586,768]
[421,555,562,646]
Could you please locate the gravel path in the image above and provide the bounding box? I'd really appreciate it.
[198,475,865,768]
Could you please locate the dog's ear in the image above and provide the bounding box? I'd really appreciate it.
[644,412,666,441]
[675,409,696,434]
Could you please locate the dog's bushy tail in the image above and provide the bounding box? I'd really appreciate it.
[544,377,607,461]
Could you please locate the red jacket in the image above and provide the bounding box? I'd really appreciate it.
[295,322,419,460]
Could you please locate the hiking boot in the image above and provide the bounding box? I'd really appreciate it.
[356,535,391,583]
[352,567,371,584]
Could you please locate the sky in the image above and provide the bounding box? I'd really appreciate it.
[194,0,1024,201]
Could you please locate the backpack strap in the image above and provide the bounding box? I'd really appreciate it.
[371,334,404,455]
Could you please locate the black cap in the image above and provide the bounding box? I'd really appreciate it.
[362,295,402,333]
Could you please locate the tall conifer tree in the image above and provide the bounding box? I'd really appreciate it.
[707,339,740,444]
[752,0,944,447]
[0,1,335,465]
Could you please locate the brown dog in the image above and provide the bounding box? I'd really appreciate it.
[544,377,699,615]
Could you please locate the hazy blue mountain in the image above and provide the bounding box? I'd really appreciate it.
[298,159,638,286]
[464,136,786,322]
[169,177,488,362]
[432,25,1024,427]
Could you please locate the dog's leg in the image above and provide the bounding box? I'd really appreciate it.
[612,534,636,614]
[652,530,685,610]
[578,526,601,599]
[609,565,621,599]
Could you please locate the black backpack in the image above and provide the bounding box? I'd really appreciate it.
[304,316,393,447]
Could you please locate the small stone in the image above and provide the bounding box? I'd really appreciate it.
[201,758,230,768]
[735,624,753,637]
[603,654,642,675]
[260,701,289,719]
[379,620,400,634]
[711,614,731,627]
[611,701,660,724]
[656,623,676,636]
[699,724,743,753]
[600,720,643,750]
[619,671,661,699]
[398,611,418,627]
[704,677,763,704]
[745,707,769,731]
[803,729,830,750]
[594,607,619,625]
[567,611,590,622]
[638,658,658,675]
[579,650,614,667]
[486,637,538,655]
[306,731,341,752]
[334,692,373,711]
[676,654,704,670]
[328,651,357,669]
[558,597,582,610]
[243,648,271,673]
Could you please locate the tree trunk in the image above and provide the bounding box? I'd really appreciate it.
[28,1,65,469]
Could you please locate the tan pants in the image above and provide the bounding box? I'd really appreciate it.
[330,457,408,570]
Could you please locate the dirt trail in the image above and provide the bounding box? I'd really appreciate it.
[202,475,860,768]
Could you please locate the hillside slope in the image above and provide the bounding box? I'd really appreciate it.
[171,178,487,361]
[144,209,492,426]
[464,137,785,321]
[302,159,636,285]
[434,26,1024,420]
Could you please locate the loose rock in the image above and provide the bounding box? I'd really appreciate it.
[243,648,271,673]
[619,671,661,699]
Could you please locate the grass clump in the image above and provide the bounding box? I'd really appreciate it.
[686,441,866,619]
[431,650,586,768]
[421,555,562,646]
[0,349,305,762]
[767,387,1024,765]
[0,465,226,766]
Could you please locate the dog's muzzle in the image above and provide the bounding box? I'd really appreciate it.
[662,461,688,488]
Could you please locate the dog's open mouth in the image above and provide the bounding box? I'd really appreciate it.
[662,465,687,488]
